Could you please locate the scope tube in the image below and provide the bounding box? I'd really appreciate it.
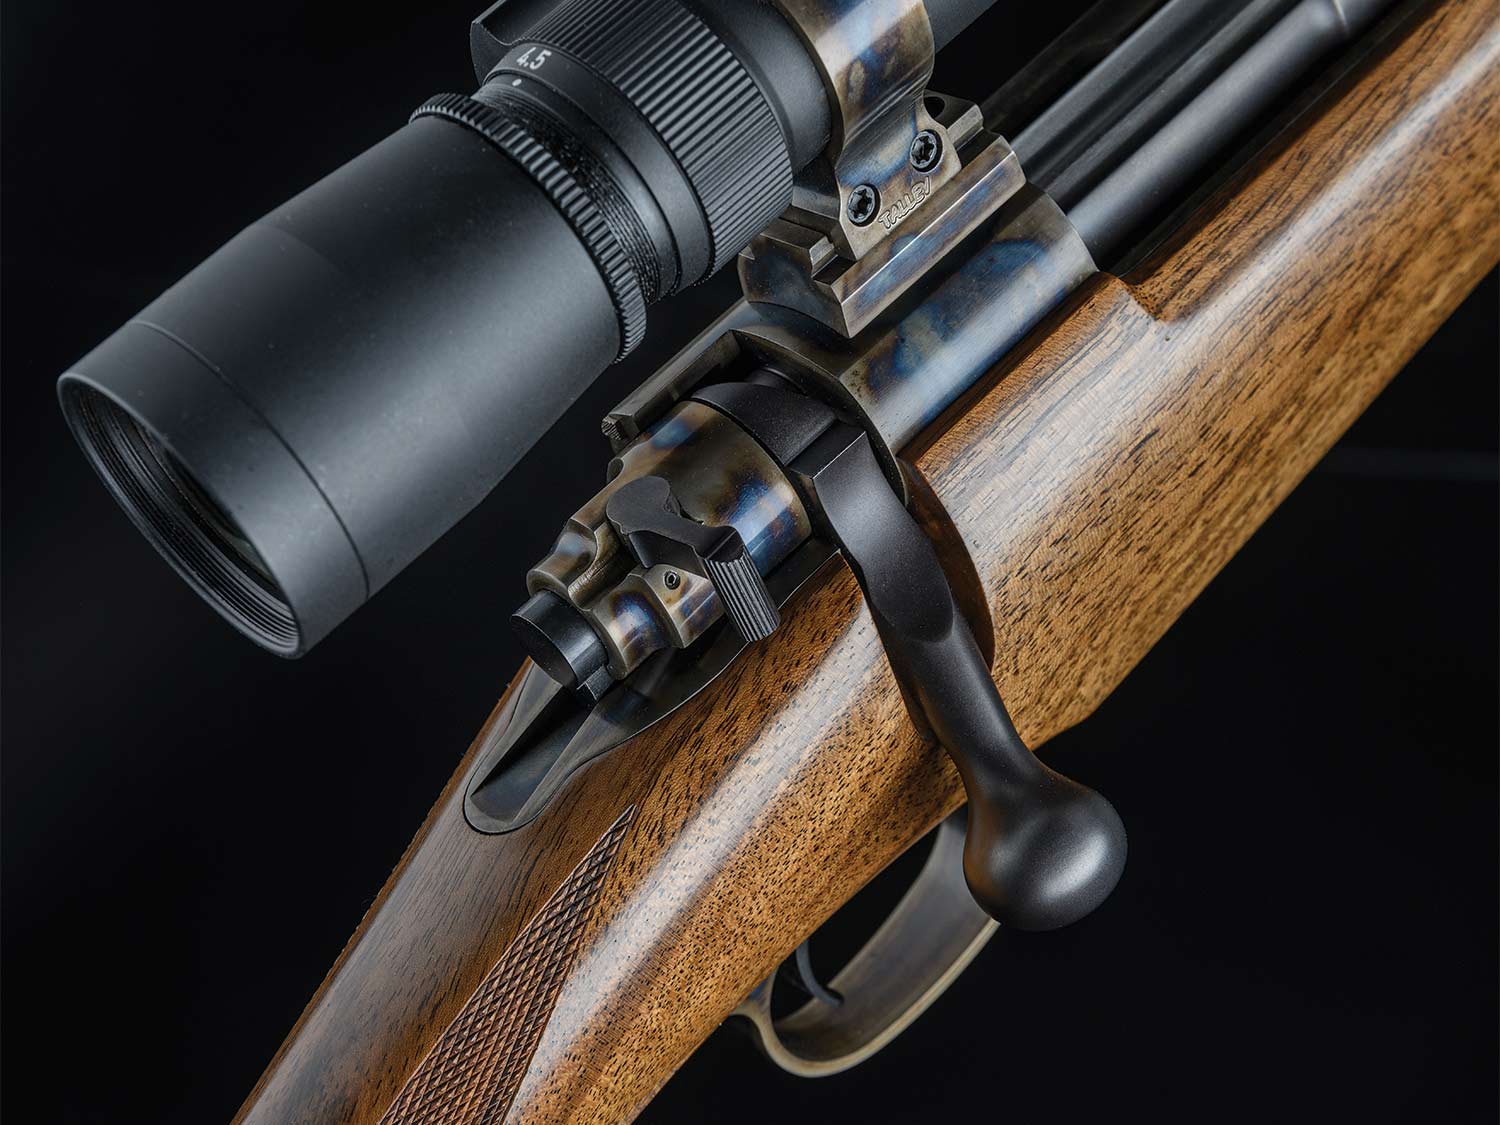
[59,121,622,654]
[58,0,840,656]
[49,0,1014,656]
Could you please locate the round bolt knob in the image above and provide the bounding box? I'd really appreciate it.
[961,765,1127,931]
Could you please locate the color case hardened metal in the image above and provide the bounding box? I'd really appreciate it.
[515,6,1096,701]
[481,0,1121,1074]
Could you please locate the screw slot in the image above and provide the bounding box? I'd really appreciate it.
[909,130,943,173]
[663,571,681,590]
[846,184,879,227]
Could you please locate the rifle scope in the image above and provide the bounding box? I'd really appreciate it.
[57,0,994,656]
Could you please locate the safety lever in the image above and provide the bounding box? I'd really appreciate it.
[695,381,1126,930]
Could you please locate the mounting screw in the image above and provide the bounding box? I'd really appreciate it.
[663,570,681,590]
[846,184,879,226]
[909,129,943,173]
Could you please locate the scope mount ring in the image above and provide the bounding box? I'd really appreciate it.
[768,0,955,261]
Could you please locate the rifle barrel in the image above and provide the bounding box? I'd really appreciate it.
[1002,0,1400,261]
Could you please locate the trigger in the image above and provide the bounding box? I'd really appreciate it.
[777,941,843,1008]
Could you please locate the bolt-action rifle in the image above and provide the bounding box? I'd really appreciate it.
[55,0,1498,1121]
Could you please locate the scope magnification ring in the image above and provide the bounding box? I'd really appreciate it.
[413,92,649,358]
[520,0,794,277]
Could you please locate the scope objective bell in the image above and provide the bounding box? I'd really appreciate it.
[57,0,830,655]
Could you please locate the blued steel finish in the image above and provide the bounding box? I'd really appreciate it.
[527,401,811,678]
[1061,0,1395,262]
[757,393,1125,931]
[683,379,1125,929]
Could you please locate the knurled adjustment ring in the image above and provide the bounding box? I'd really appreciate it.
[412,92,648,358]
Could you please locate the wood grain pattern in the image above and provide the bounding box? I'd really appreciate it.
[233,4,1499,1123]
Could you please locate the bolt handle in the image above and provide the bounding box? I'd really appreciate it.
[879,583,1128,931]
[692,381,1125,930]
[799,427,1125,929]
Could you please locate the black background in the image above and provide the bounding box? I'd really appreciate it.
[2,2,1495,1122]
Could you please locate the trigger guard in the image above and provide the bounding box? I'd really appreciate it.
[732,810,996,1076]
